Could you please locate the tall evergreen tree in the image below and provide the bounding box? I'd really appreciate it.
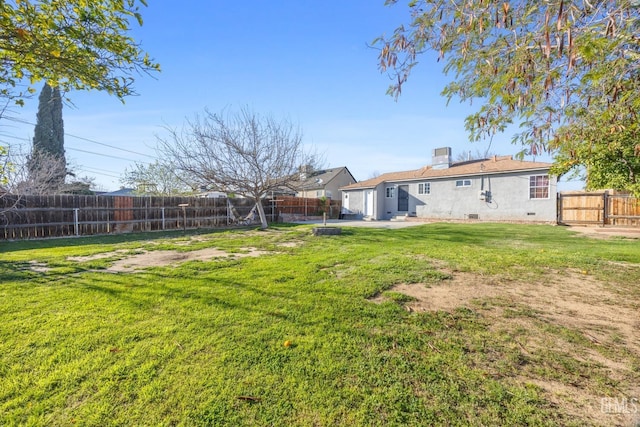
[29,82,66,189]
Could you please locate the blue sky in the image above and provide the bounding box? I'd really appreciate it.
[2,1,582,191]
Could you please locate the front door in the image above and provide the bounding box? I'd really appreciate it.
[364,190,374,217]
[398,185,409,212]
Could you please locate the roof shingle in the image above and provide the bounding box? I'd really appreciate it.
[342,156,552,190]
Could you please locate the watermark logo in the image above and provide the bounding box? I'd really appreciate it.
[600,396,639,415]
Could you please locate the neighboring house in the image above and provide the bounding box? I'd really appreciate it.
[100,187,137,196]
[197,191,227,198]
[340,147,557,223]
[295,166,356,200]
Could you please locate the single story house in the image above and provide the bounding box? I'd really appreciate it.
[100,187,137,196]
[340,147,557,223]
[295,166,356,200]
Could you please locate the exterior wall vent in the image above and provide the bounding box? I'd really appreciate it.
[467,214,479,220]
[432,147,452,169]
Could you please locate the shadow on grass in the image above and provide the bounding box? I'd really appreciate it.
[0,260,38,282]
[71,268,300,323]
[0,227,252,253]
[0,223,315,253]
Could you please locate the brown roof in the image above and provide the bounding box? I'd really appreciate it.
[342,156,552,190]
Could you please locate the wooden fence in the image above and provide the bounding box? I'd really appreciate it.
[557,191,640,227]
[0,194,342,240]
[275,196,341,219]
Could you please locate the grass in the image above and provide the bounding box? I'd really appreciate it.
[0,223,639,426]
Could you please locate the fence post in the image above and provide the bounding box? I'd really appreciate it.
[161,207,166,230]
[178,203,188,231]
[74,208,79,236]
[603,191,608,226]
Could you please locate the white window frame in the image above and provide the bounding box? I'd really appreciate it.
[385,187,395,198]
[455,179,472,187]
[418,182,431,195]
[529,175,550,199]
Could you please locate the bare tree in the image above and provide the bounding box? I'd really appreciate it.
[367,170,381,180]
[4,148,70,195]
[1,95,22,195]
[158,107,315,229]
[455,149,497,163]
[121,160,194,196]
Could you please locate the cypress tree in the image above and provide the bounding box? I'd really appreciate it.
[29,82,66,187]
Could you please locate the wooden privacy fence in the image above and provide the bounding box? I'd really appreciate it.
[275,196,341,219]
[0,194,342,240]
[557,191,640,227]
[0,195,259,240]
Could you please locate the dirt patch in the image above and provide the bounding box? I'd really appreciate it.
[67,249,130,262]
[278,241,302,248]
[372,268,640,426]
[65,247,269,273]
[377,271,639,352]
[106,247,269,273]
[568,226,640,239]
[27,260,51,273]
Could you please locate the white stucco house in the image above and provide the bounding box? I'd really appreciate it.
[340,148,558,223]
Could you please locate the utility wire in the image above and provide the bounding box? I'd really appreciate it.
[66,132,157,160]
[76,168,121,179]
[3,116,159,160]
[67,147,152,163]
[80,165,123,175]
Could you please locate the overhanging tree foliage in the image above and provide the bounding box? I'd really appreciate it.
[0,0,160,104]
[158,108,314,229]
[376,0,640,195]
[1,0,159,194]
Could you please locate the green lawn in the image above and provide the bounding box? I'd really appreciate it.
[1,223,639,426]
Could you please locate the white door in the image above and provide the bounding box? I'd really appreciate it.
[364,190,374,217]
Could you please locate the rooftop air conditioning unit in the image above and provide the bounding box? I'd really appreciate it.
[432,147,452,169]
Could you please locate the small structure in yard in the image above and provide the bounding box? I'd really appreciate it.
[312,226,342,236]
[312,213,342,236]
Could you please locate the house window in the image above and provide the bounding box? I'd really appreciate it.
[529,175,549,199]
[386,187,394,198]
[455,179,472,187]
[418,183,431,195]
[316,190,323,197]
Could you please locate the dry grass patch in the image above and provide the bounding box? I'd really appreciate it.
[64,247,271,273]
[373,267,640,427]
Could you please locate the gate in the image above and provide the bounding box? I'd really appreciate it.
[558,192,640,227]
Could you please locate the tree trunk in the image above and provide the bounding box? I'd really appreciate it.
[255,200,268,229]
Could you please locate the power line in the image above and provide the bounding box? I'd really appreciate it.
[2,137,154,165]
[66,132,157,160]
[66,147,152,163]
[3,116,159,160]
[76,167,121,179]
[80,165,123,175]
